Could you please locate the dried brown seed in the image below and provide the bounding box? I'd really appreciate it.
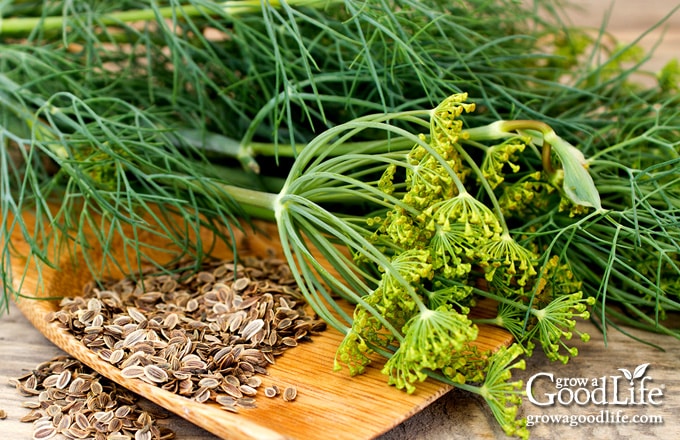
[92,314,105,328]
[213,346,232,362]
[45,404,62,418]
[114,405,132,418]
[282,386,297,402]
[277,318,293,330]
[122,329,147,347]
[235,397,257,409]
[220,404,239,413]
[104,324,124,336]
[240,319,264,341]
[163,313,179,330]
[40,375,58,389]
[222,382,243,399]
[131,342,155,355]
[67,426,90,439]
[263,387,277,398]
[108,417,123,432]
[127,307,147,323]
[233,277,250,292]
[193,386,211,403]
[78,309,96,324]
[138,291,163,302]
[215,395,237,407]
[73,411,90,431]
[227,312,245,333]
[143,365,169,383]
[21,401,40,409]
[246,376,262,388]
[68,377,86,395]
[185,298,199,312]
[238,384,258,396]
[224,375,240,387]
[107,435,132,440]
[57,413,72,431]
[93,410,115,423]
[120,351,145,369]
[120,366,145,379]
[160,279,178,293]
[178,378,194,395]
[135,430,152,440]
[109,349,125,365]
[32,424,56,440]
[196,271,215,284]
[19,410,42,423]
[281,337,298,347]
[90,380,104,395]
[198,377,220,389]
[87,298,102,313]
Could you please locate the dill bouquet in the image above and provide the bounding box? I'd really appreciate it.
[2,1,679,438]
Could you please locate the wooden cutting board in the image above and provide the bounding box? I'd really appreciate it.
[5,208,513,440]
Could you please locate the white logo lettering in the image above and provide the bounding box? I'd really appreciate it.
[526,364,664,407]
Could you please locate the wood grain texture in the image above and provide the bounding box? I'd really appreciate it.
[2,209,512,440]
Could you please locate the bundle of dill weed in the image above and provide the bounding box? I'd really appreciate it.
[1,1,679,438]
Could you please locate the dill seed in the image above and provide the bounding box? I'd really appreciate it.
[283,386,298,402]
[263,386,278,398]
[143,365,169,383]
[31,424,56,440]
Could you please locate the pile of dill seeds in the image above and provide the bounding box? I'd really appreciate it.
[12,255,325,439]
[11,356,174,440]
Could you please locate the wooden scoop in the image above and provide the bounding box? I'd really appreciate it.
[6,208,512,440]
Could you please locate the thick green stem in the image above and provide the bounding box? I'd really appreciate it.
[217,184,279,221]
[2,5,205,36]
[176,128,415,173]
[0,0,339,37]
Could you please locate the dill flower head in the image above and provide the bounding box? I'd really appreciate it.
[430,92,476,153]
[480,139,528,189]
[333,328,374,377]
[477,232,538,288]
[401,130,470,213]
[368,249,434,325]
[422,191,502,240]
[380,347,429,394]
[380,210,424,249]
[427,220,475,278]
[499,174,558,219]
[381,305,478,392]
[477,344,529,440]
[528,291,595,363]
[404,150,458,210]
[402,306,477,370]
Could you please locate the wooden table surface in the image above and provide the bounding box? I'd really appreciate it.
[2,1,679,439]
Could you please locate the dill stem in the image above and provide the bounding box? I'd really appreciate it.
[216,183,279,221]
[0,0,338,37]
[176,128,415,168]
[1,6,204,36]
